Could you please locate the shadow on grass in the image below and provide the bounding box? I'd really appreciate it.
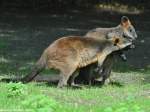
[109,81,124,87]
[90,80,124,88]
[36,81,84,90]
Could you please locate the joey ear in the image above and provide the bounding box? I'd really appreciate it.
[113,38,120,46]
[121,16,131,27]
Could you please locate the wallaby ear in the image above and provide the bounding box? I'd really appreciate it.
[113,37,120,46]
[121,16,131,28]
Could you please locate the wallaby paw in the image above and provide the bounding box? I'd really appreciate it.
[71,84,83,89]
[94,68,103,74]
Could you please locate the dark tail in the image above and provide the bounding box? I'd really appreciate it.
[21,65,44,83]
[21,53,47,83]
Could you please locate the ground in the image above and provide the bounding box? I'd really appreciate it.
[0,10,150,112]
[0,76,150,112]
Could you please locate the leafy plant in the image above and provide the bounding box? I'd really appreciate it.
[6,82,27,97]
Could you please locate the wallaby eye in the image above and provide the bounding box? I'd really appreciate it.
[129,29,132,32]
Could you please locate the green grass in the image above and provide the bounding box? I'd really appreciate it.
[0,78,149,112]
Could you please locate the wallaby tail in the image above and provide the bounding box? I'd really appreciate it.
[1,61,45,83]
[21,52,47,83]
[0,63,45,83]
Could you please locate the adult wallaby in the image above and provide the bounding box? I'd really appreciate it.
[19,33,131,88]
[77,16,137,85]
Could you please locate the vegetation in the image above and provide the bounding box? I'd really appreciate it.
[0,0,149,12]
[0,79,149,112]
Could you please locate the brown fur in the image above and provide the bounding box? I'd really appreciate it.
[22,35,131,88]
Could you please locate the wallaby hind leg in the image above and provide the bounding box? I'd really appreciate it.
[68,70,80,86]
[57,75,70,88]
[57,68,76,88]
[100,54,114,85]
[101,68,111,85]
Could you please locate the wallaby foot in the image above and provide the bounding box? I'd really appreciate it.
[68,70,80,86]
[57,73,71,88]
[70,84,83,89]
[104,78,111,85]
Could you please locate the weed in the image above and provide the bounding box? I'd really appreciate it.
[6,82,27,97]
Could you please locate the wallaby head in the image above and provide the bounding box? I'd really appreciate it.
[85,16,137,43]
[120,16,137,40]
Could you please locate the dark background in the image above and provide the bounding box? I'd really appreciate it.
[0,0,150,75]
[0,0,149,11]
